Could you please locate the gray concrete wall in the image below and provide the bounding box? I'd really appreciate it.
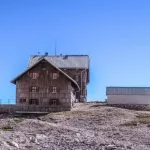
[107,95,150,104]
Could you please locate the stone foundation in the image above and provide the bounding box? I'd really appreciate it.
[0,104,71,114]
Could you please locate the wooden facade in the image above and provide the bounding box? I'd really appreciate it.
[11,55,89,111]
[62,68,88,102]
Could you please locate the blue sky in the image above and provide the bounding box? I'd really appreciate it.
[0,0,150,102]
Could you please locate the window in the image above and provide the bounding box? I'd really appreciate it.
[75,75,79,82]
[30,72,39,79]
[19,98,26,103]
[29,99,39,105]
[49,86,59,93]
[49,99,59,105]
[52,87,57,93]
[52,73,59,79]
[30,86,39,93]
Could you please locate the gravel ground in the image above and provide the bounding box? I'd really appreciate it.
[0,103,150,150]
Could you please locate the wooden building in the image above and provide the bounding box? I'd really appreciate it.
[11,54,90,110]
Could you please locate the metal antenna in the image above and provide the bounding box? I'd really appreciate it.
[55,41,57,56]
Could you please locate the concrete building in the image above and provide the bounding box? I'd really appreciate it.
[106,87,150,105]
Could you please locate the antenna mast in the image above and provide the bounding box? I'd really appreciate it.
[55,41,57,56]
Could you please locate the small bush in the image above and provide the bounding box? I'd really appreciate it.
[1,125,13,131]
[121,117,150,127]
[121,120,138,126]
[136,113,150,119]
[13,118,24,123]
[138,118,150,124]
[49,111,92,117]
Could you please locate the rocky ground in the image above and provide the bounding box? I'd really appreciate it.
[0,103,150,150]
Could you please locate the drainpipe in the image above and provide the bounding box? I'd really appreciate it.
[80,69,86,102]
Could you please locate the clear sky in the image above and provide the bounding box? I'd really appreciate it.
[0,0,150,103]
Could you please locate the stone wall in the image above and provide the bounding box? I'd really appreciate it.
[0,104,71,113]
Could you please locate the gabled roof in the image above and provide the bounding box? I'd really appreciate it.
[28,55,89,69]
[106,87,150,95]
[11,57,80,90]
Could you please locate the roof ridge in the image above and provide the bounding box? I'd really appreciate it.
[11,57,80,90]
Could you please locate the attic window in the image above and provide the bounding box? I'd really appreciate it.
[52,73,59,79]
[30,73,39,79]
[41,61,47,69]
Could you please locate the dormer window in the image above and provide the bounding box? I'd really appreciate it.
[30,73,39,79]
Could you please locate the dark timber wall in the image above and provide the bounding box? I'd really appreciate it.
[16,60,75,110]
[62,69,88,102]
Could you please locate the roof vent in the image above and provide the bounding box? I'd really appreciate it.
[32,55,37,58]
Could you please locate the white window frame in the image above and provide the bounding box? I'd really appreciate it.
[52,73,59,79]
[52,86,57,93]
[31,86,38,93]
[30,72,39,79]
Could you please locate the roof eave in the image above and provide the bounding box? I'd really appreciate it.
[11,57,80,91]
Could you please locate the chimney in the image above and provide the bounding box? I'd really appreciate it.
[45,52,48,56]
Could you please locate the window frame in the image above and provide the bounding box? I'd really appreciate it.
[49,86,60,93]
[30,86,39,93]
[49,99,59,105]
[52,86,57,93]
[29,99,39,105]
[19,98,26,103]
[29,72,39,79]
[52,73,59,79]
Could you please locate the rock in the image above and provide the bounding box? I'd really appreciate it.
[76,133,81,137]
[74,137,80,142]
[6,141,19,148]
[126,145,133,149]
[36,134,47,140]
[3,141,11,149]
[105,145,116,150]
[29,136,35,143]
